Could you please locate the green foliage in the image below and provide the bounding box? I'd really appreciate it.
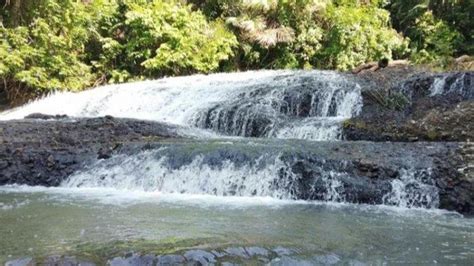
[0,0,109,93]
[0,0,237,100]
[409,10,462,65]
[89,0,238,82]
[192,1,408,70]
[386,0,471,64]
[0,0,471,103]
[320,4,407,70]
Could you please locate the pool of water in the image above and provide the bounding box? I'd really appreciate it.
[1,186,473,265]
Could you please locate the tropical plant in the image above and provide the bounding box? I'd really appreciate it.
[0,0,115,102]
[92,0,238,82]
[319,3,408,70]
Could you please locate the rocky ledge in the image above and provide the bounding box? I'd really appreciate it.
[0,115,472,215]
[345,71,473,141]
[0,115,181,186]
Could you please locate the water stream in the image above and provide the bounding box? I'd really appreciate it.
[0,70,472,264]
[0,70,362,140]
[1,187,473,264]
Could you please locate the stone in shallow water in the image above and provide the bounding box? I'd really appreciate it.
[5,258,34,266]
[210,250,226,258]
[156,254,186,265]
[108,254,155,266]
[223,247,249,259]
[272,247,293,256]
[312,254,341,265]
[183,250,216,264]
[244,246,269,257]
[220,263,239,266]
[270,256,314,266]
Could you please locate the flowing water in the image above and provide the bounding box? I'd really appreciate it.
[0,70,473,264]
[1,186,473,265]
[0,70,362,140]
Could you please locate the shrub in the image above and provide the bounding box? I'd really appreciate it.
[93,0,238,82]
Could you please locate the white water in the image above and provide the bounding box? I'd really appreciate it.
[429,73,469,97]
[0,70,444,209]
[58,147,441,209]
[383,169,439,209]
[0,70,362,140]
[61,149,347,201]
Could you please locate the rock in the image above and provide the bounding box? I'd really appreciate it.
[0,113,472,214]
[183,250,216,264]
[223,247,249,259]
[344,71,474,142]
[156,254,186,265]
[312,254,341,265]
[5,258,35,266]
[270,256,314,266]
[108,254,155,266]
[43,255,96,266]
[272,247,293,256]
[244,247,269,257]
[0,116,181,186]
[24,113,69,120]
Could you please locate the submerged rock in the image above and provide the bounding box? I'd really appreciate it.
[108,254,155,266]
[5,257,34,266]
[5,256,96,266]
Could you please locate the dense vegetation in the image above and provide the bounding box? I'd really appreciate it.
[0,0,472,103]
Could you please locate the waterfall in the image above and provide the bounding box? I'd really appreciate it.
[61,142,439,208]
[0,70,362,140]
[0,70,445,209]
[382,169,439,209]
[61,148,349,201]
[397,72,473,100]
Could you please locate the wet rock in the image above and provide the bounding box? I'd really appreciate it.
[24,113,69,120]
[244,247,269,257]
[272,247,293,256]
[183,250,216,264]
[344,71,474,142]
[312,254,341,265]
[223,247,249,259]
[0,116,181,186]
[0,115,472,214]
[43,255,96,266]
[270,256,313,266]
[108,254,155,266]
[5,257,34,266]
[156,254,186,265]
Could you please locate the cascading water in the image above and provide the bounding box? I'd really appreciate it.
[397,72,473,100]
[2,68,473,264]
[0,70,446,209]
[0,70,362,140]
[383,169,439,209]
[61,147,349,201]
[60,140,440,208]
[429,72,471,98]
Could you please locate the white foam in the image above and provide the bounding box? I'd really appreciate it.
[0,71,293,122]
[0,185,462,217]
